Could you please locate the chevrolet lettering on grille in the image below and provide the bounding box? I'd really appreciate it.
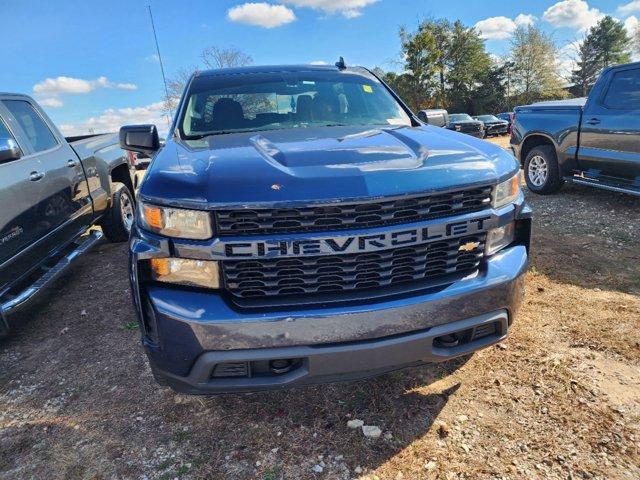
[213,214,495,259]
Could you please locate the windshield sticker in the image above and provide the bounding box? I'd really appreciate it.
[362,85,373,93]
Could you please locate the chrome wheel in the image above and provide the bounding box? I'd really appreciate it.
[120,191,134,232]
[528,155,548,187]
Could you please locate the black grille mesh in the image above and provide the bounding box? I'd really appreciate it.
[214,187,492,236]
[222,234,485,299]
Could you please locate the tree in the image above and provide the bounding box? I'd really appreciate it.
[590,16,631,70]
[165,46,253,112]
[509,25,566,104]
[417,19,452,107]
[397,25,441,111]
[569,35,601,97]
[473,62,509,114]
[570,16,631,96]
[445,21,492,113]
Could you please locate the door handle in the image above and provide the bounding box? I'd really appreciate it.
[586,118,601,125]
[67,159,79,168]
[29,171,45,181]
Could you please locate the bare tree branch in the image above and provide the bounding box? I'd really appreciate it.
[164,46,253,113]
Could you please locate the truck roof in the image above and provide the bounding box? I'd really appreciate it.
[196,64,368,77]
[0,92,33,99]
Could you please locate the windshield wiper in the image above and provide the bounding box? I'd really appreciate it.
[183,124,287,140]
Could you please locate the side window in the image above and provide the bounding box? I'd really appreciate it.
[0,117,15,141]
[2,100,58,152]
[603,69,640,110]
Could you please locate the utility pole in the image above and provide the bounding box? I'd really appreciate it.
[148,5,173,124]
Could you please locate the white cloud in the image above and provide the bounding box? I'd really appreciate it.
[309,60,328,65]
[474,14,536,40]
[618,0,640,15]
[58,102,169,136]
[624,15,640,60]
[624,14,639,34]
[280,0,378,18]
[475,16,516,40]
[146,54,160,63]
[543,0,603,31]
[33,76,137,96]
[39,98,64,108]
[558,41,581,77]
[227,3,296,28]
[515,14,536,26]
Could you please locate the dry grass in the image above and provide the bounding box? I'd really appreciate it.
[1,138,639,479]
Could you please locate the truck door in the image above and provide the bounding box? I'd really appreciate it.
[0,110,53,289]
[1,99,93,244]
[577,65,640,181]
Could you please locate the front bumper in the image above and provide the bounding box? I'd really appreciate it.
[154,309,511,394]
[486,125,509,135]
[129,200,531,394]
[131,244,528,394]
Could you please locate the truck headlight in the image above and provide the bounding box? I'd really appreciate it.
[139,202,212,240]
[493,173,520,208]
[150,258,220,289]
[486,222,515,256]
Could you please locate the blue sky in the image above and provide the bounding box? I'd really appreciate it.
[2,0,639,134]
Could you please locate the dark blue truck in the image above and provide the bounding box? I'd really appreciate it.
[120,63,531,394]
[0,94,137,336]
[511,61,640,196]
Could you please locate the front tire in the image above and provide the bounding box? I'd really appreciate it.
[101,182,135,242]
[524,145,564,194]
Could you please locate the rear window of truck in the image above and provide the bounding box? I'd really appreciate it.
[604,68,640,110]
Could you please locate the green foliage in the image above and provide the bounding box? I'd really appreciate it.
[570,35,601,97]
[262,467,282,480]
[394,19,493,114]
[398,24,441,110]
[570,16,631,96]
[445,21,492,113]
[509,25,567,105]
[472,62,509,114]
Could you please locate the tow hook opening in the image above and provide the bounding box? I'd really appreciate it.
[269,359,293,374]
[433,334,459,348]
[210,358,302,379]
[433,321,500,349]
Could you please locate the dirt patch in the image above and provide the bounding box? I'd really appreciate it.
[1,143,639,479]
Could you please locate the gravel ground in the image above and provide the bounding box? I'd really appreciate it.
[1,136,639,480]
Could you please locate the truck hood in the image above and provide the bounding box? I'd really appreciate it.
[140,125,517,207]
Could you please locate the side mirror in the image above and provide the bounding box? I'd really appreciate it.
[119,124,160,154]
[0,138,22,163]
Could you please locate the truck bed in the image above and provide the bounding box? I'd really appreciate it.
[66,133,119,159]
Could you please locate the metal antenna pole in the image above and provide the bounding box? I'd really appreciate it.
[148,5,172,121]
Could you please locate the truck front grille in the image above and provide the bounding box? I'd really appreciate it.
[221,234,485,300]
[214,186,492,236]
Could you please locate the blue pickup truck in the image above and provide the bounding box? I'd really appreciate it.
[120,63,532,394]
[511,61,640,196]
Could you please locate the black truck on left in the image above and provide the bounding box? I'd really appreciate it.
[0,93,137,336]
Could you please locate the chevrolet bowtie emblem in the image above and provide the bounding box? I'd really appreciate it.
[459,241,480,252]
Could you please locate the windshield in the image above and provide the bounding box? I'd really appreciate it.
[476,115,499,121]
[179,69,412,139]
[449,114,473,122]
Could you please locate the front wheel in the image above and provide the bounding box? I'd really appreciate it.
[524,145,564,194]
[101,182,135,242]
